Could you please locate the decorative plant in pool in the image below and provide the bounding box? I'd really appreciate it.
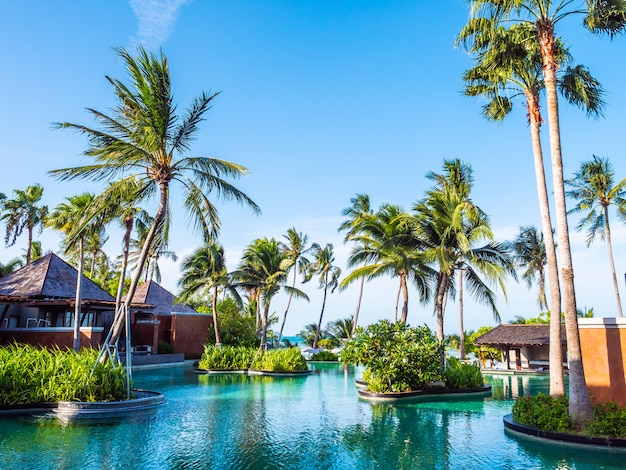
[443,357,484,389]
[0,343,129,405]
[341,320,445,393]
[310,350,339,362]
[198,345,256,371]
[250,347,309,372]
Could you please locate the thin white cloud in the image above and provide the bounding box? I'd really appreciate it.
[129,0,193,48]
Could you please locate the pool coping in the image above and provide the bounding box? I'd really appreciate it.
[503,414,626,450]
[358,385,492,403]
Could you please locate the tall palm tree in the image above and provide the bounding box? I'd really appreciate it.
[1,184,48,264]
[307,243,341,349]
[507,226,550,311]
[457,3,624,422]
[277,228,310,345]
[566,155,626,317]
[178,242,236,347]
[50,46,259,352]
[339,194,373,336]
[47,193,99,351]
[341,204,433,325]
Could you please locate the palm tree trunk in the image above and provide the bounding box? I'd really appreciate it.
[399,272,409,324]
[394,281,401,323]
[436,273,449,341]
[539,29,592,424]
[26,222,33,264]
[212,285,222,347]
[313,274,329,349]
[351,274,366,337]
[459,268,465,360]
[528,95,564,397]
[278,269,297,345]
[73,237,84,352]
[115,216,134,316]
[260,301,270,351]
[604,208,623,317]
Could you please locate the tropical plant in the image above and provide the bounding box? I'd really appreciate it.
[338,194,374,335]
[310,350,339,362]
[198,345,256,370]
[49,46,259,354]
[0,184,48,264]
[566,155,626,317]
[203,297,257,348]
[456,1,625,423]
[306,243,341,349]
[444,357,484,389]
[467,326,500,367]
[277,228,311,345]
[0,257,23,277]
[250,347,308,372]
[298,323,326,347]
[341,320,445,393]
[327,315,355,344]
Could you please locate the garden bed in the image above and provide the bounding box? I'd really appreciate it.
[357,385,492,403]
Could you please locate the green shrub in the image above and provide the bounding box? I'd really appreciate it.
[317,339,334,350]
[0,343,129,404]
[250,347,308,372]
[157,340,175,354]
[310,350,339,362]
[586,402,626,438]
[198,345,255,370]
[444,357,484,389]
[512,393,571,433]
[341,320,445,393]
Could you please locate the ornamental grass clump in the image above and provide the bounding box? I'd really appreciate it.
[0,343,129,405]
[198,345,255,370]
[341,320,445,393]
[250,347,308,372]
[444,357,484,389]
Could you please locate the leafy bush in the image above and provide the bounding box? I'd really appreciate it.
[0,343,129,404]
[512,394,571,433]
[198,345,255,370]
[444,357,484,389]
[317,339,334,350]
[341,320,445,393]
[310,350,339,361]
[250,347,308,372]
[157,340,175,354]
[205,298,257,347]
[585,402,626,438]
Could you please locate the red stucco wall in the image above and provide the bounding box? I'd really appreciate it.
[579,318,626,405]
[166,314,212,359]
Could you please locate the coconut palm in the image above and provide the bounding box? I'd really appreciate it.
[457,2,625,422]
[47,193,99,351]
[1,184,48,264]
[178,242,237,347]
[0,258,23,278]
[566,155,626,317]
[306,243,342,349]
[339,194,374,336]
[341,204,433,325]
[277,228,311,345]
[50,46,259,352]
[327,315,355,344]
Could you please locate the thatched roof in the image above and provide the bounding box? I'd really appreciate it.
[127,280,196,314]
[473,324,566,347]
[0,253,115,302]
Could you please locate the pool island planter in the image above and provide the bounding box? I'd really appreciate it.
[247,369,312,377]
[194,368,248,375]
[503,414,626,450]
[357,385,492,403]
[53,389,165,418]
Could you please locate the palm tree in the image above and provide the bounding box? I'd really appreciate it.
[50,46,259,352]
[327,315,355,344]
[507,226,550,311]
[47,193,99,351]
[457,3,624,422]
[341,204,433,325]
[566,155,626,317]
[0,258,23,277]
[306,243,341,349]
[277,228,310,345]
[178,242,236,347]
[1,184,48,264]
[339,194,373,336]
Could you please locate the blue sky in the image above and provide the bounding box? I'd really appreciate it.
[1,1,626,336]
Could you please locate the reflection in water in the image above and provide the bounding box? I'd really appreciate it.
[0,364,622,470]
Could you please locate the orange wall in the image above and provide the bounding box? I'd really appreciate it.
[156,314,212,359]
[579,318,626,405]
[0,328,103,351]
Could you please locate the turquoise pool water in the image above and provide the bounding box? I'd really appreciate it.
[1,364,624,469]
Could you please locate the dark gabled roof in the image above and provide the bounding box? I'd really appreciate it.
[127,280,196,314]
[473,324,567,347]
[0,253,115,302]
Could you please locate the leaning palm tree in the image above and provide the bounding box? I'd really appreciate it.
[277,228,311,345]
[178,242,237,347]
[457,3,624,422]
[566,155,626,317]
[47,193,99,351]
[338,194,374,336]
[306,243,342,349]
[1,184,48,264]
[49,46,259,357]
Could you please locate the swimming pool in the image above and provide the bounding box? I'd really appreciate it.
[0,363,623,469]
